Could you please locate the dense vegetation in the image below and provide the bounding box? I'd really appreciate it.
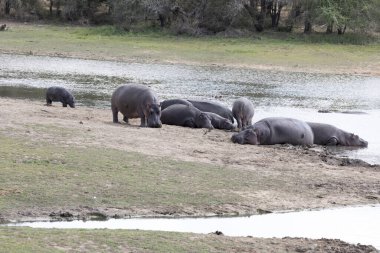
[1,0,379,36]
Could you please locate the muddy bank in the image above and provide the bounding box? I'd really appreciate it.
[0,97,379,221]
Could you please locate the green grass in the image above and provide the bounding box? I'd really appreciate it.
[0,227,255,253]
[0,134,273,219]
[1,23,379,73]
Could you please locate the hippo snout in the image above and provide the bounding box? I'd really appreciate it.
[231,134,244,144]
[149,122,162,128]
[361,139,368,147]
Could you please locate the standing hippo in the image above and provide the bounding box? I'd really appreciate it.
[187,100,235,124]
[46,86,75,108]
[111,84,162,128]
[204,112,234,130]
[307,122,368,147]
[161,104,213,129]
[160,98,192,111]
[232,97,255,129]
[231,117,313,145]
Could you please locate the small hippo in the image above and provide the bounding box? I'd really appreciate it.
[307,122,368,147]
[160,98,192,111]
[46,86,75,108]
[232,117,313,145]
[188,100,235,124]
[111,84,162,128]
[204,112,234,130]
[232,97,255,129]
[161,104,213,129]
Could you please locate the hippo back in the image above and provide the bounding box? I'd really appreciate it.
[160,99,192,111]
[188,100,234,124]
[254,117,314,145]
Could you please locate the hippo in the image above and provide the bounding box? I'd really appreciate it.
[232,97,255,129]
[160,98,192,111]
[307,122,368,147]
[46,86,75,108]
[161,104,213,129]
[111,84,162,128]
[204,112,234,130]
[231,117,313,145]
[187,100,235,124]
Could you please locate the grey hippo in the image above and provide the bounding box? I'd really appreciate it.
[232,117,313,145]
[46,86,75,108]
[187,100,235,124]
[160,98,192,111]
[204,112,234,130]
[111,84,162,128]
[307,122,368,147]
[161,104,213,129]
[232,97,255,129]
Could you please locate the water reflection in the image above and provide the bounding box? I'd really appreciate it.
[6,205,380,249]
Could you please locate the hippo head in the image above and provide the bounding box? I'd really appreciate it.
[67,97,75,108]
[220,119,235,131]
[346,133,368,147]
[231,129,259,145]
[146,104,162,128]
[196,113,214,129]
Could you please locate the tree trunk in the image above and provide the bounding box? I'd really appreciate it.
[326,23,333,34]
[49,0,53,16]
[56,0,61,17]
[304,20,312,33]
[5,0,10,15]
[337,25,346,35]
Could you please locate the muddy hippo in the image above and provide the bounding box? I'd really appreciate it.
[187,100,235,124]
[111,84,162,128]
[161,104,213,129]
[204,112,234,130]
[307,122,368,147]
[46,86,75,108]
[160,98,192,111]
[232,97,255,129]
[232,117,313,145]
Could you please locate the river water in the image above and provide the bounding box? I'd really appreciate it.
[5,205,380,249]
[0,54,379,164]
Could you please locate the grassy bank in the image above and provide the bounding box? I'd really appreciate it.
[0,22,379,75]
[0,134,262,219]
[1,227,375,253]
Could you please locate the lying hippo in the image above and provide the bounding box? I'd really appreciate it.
[160,98,192,111]
[307,122,368,147]
[232,97,255,129]
[46,86,75,108]
[111,84,162,128]
[188,100,235,124]
[205,112,234,130]
[232,117,313,145]
[161,104,213,129]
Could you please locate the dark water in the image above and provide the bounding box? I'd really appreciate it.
[0,54,379,164]
[5,205,380,249]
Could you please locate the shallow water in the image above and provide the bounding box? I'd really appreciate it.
[6,205,380,249]
[0,54,379,164]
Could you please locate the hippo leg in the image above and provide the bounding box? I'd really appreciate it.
[46,98,52,106]
[112,107,119,123]
[237,118,242,129]
[326,137,339,146]
[123,116,129,124]
[140,116,147,127]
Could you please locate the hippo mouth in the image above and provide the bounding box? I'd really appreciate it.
[360,139,368,147]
